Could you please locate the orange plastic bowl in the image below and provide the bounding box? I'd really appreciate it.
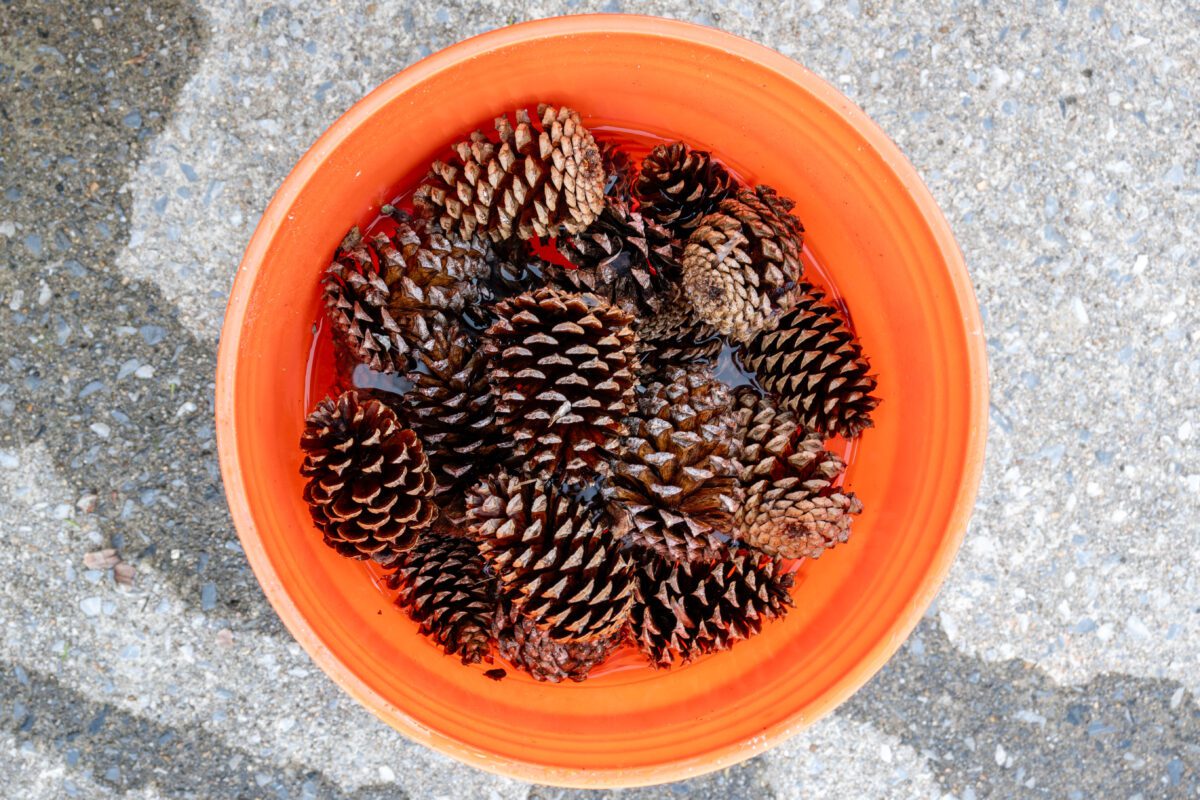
[216,15,986,788]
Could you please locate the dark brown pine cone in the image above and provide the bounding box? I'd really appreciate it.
[739,282,878,438]
[389,536,496,665]
[492,598,622,683]
[732,387,862,559]
[553,199,680,317]
[634,141,736,232]
[635,285,723,376]
[402,326,511,511]
[466,471,635,642]
[599,140,634,205]
[628,548,794,667]
[483,287,638,485]
[605,366,739,563]
[413,104,606,243]
[322,212,490,373]
[681,185,805,342]
[300,391,437,565]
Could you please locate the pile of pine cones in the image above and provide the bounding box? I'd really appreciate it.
[301,104,879,683]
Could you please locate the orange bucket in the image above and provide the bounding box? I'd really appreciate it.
[216,15,987,788]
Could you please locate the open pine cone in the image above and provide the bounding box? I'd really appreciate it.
[402,325,511,512]
[389,535,496,665]
[681,185,805,342]
[483,287,638,485]
[414,104,606,243]
[628,548,794,667]
[492,598,622,682]
[635,285,723,376]
[323,212,490,373]
[634,141,736,233]
[739,282,878,438]
[300,391,438,565]
[553,199,680,317]
[606,366,739,563]
[466,471,635,642]
[732,387,862,559]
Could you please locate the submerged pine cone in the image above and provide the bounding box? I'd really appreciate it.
[739,282,878,438]
[389,536,496,665]
[403,326,511,509]
[414,104,606,243]
[466,472,635,642]
[628,548,794,667]
[300,391,438,565]
[732,388,862,559]
[553,200,680,317]
[635,286,723,375]
[484,287,638,485]
[599,140,634,206]
[682,186,805,342]
[492,598,622,682]
[606,367,739,563]
[634,141,736,232]
[322,213,490,373]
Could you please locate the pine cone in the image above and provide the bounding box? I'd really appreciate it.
[466,472,635,642]
[606,367,739,563]
[599,140,634,206]
[483,287,638,485]
[634,141,736,232]
[402,326,511,509]
[414,104,606,242]
[732,388,862,559]
[553,200,680,317]
[628,548,793,667]
[322,213,490,373]
[635,286,723,375]
[389,536,495,665]
[682,186,805,342]
[300,391,438,565]
[322,227,408,375]
[492,598,621,682]
[739,282,878,438]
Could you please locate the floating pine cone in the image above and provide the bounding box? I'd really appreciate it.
[414,104,606,243]
[403,326,510,511]
[634,141,736,232]
[606,366,739,563]
[732,388,862,559]
[389,536,496,665]
[739,282,878,438]
[628,548,794,667]
[635,286,723,376]
[466,472,635,642]
[554,200,679,317]
[322,213,490,373]
[484,287,638,485]
[300,391,438,565]
[681,186,805,342]
[492,598,621,682]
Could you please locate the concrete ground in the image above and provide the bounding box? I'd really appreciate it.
[1,0,1197,797]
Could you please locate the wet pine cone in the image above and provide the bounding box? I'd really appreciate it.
[414,104,607,243]
[492,598,622,682]
[483,287,638,486]
[634,141,736,232]
[605,366,739,563]
[466,471,636,642]
[627,548,794,667]
[732,387,862,559]
[681,185,805,342]
[389,535,496,665]
[739,281,878,438]
[300,390,438,565]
